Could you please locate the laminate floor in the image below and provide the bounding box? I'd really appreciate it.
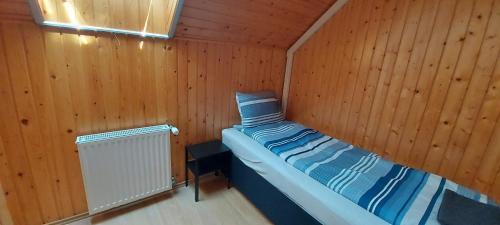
[68,176,272,225]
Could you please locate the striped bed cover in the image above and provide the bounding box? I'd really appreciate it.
[241,121,497,225]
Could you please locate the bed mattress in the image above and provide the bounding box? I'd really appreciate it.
[222,128,389,225]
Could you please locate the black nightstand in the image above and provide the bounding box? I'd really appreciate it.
[185,140,231,202]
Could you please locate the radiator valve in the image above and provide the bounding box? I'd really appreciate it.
[170,126,179,136]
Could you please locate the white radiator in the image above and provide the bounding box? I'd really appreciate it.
[76,125,177,215]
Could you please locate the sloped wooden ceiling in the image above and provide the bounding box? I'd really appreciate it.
[0,0,32,22]
[175,0,337,48]
[0,0,337,48]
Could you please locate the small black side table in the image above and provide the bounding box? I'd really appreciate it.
[185,140,231,202]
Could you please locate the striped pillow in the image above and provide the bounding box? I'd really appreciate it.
[236,91,284,128]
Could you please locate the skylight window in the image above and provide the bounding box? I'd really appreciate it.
[28,0,183,40]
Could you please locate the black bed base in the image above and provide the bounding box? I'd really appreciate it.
[229,154,322,225]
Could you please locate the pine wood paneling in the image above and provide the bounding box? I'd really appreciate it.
[1,0,336,48]
[176,0,337,48]
[288,0,500,201]
[0,0,32,22]
[0,21,285,225]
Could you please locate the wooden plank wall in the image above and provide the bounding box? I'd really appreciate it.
[288,0,500,200]
[0,21,285,225]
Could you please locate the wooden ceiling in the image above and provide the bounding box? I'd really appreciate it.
[0,0,336,48]
[0,0,32,22]
[175,0,337,48]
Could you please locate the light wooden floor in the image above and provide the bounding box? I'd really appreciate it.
[68,176,272,225]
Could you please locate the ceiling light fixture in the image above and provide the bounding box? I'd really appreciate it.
[28,0,184,40]
[139,0,154,50]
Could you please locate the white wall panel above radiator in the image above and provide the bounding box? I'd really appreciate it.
[76,125,174,215]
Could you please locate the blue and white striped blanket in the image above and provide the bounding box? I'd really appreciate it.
[241,121,497,225]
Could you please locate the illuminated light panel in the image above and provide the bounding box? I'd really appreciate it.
[29,0,183,40]
[40,0,54,17]
[139,0,154,49]
[42,21,170,39]
[63,0,79,28]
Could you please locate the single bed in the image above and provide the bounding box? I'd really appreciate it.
[222,128,389,225]
[226,91,498,225]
